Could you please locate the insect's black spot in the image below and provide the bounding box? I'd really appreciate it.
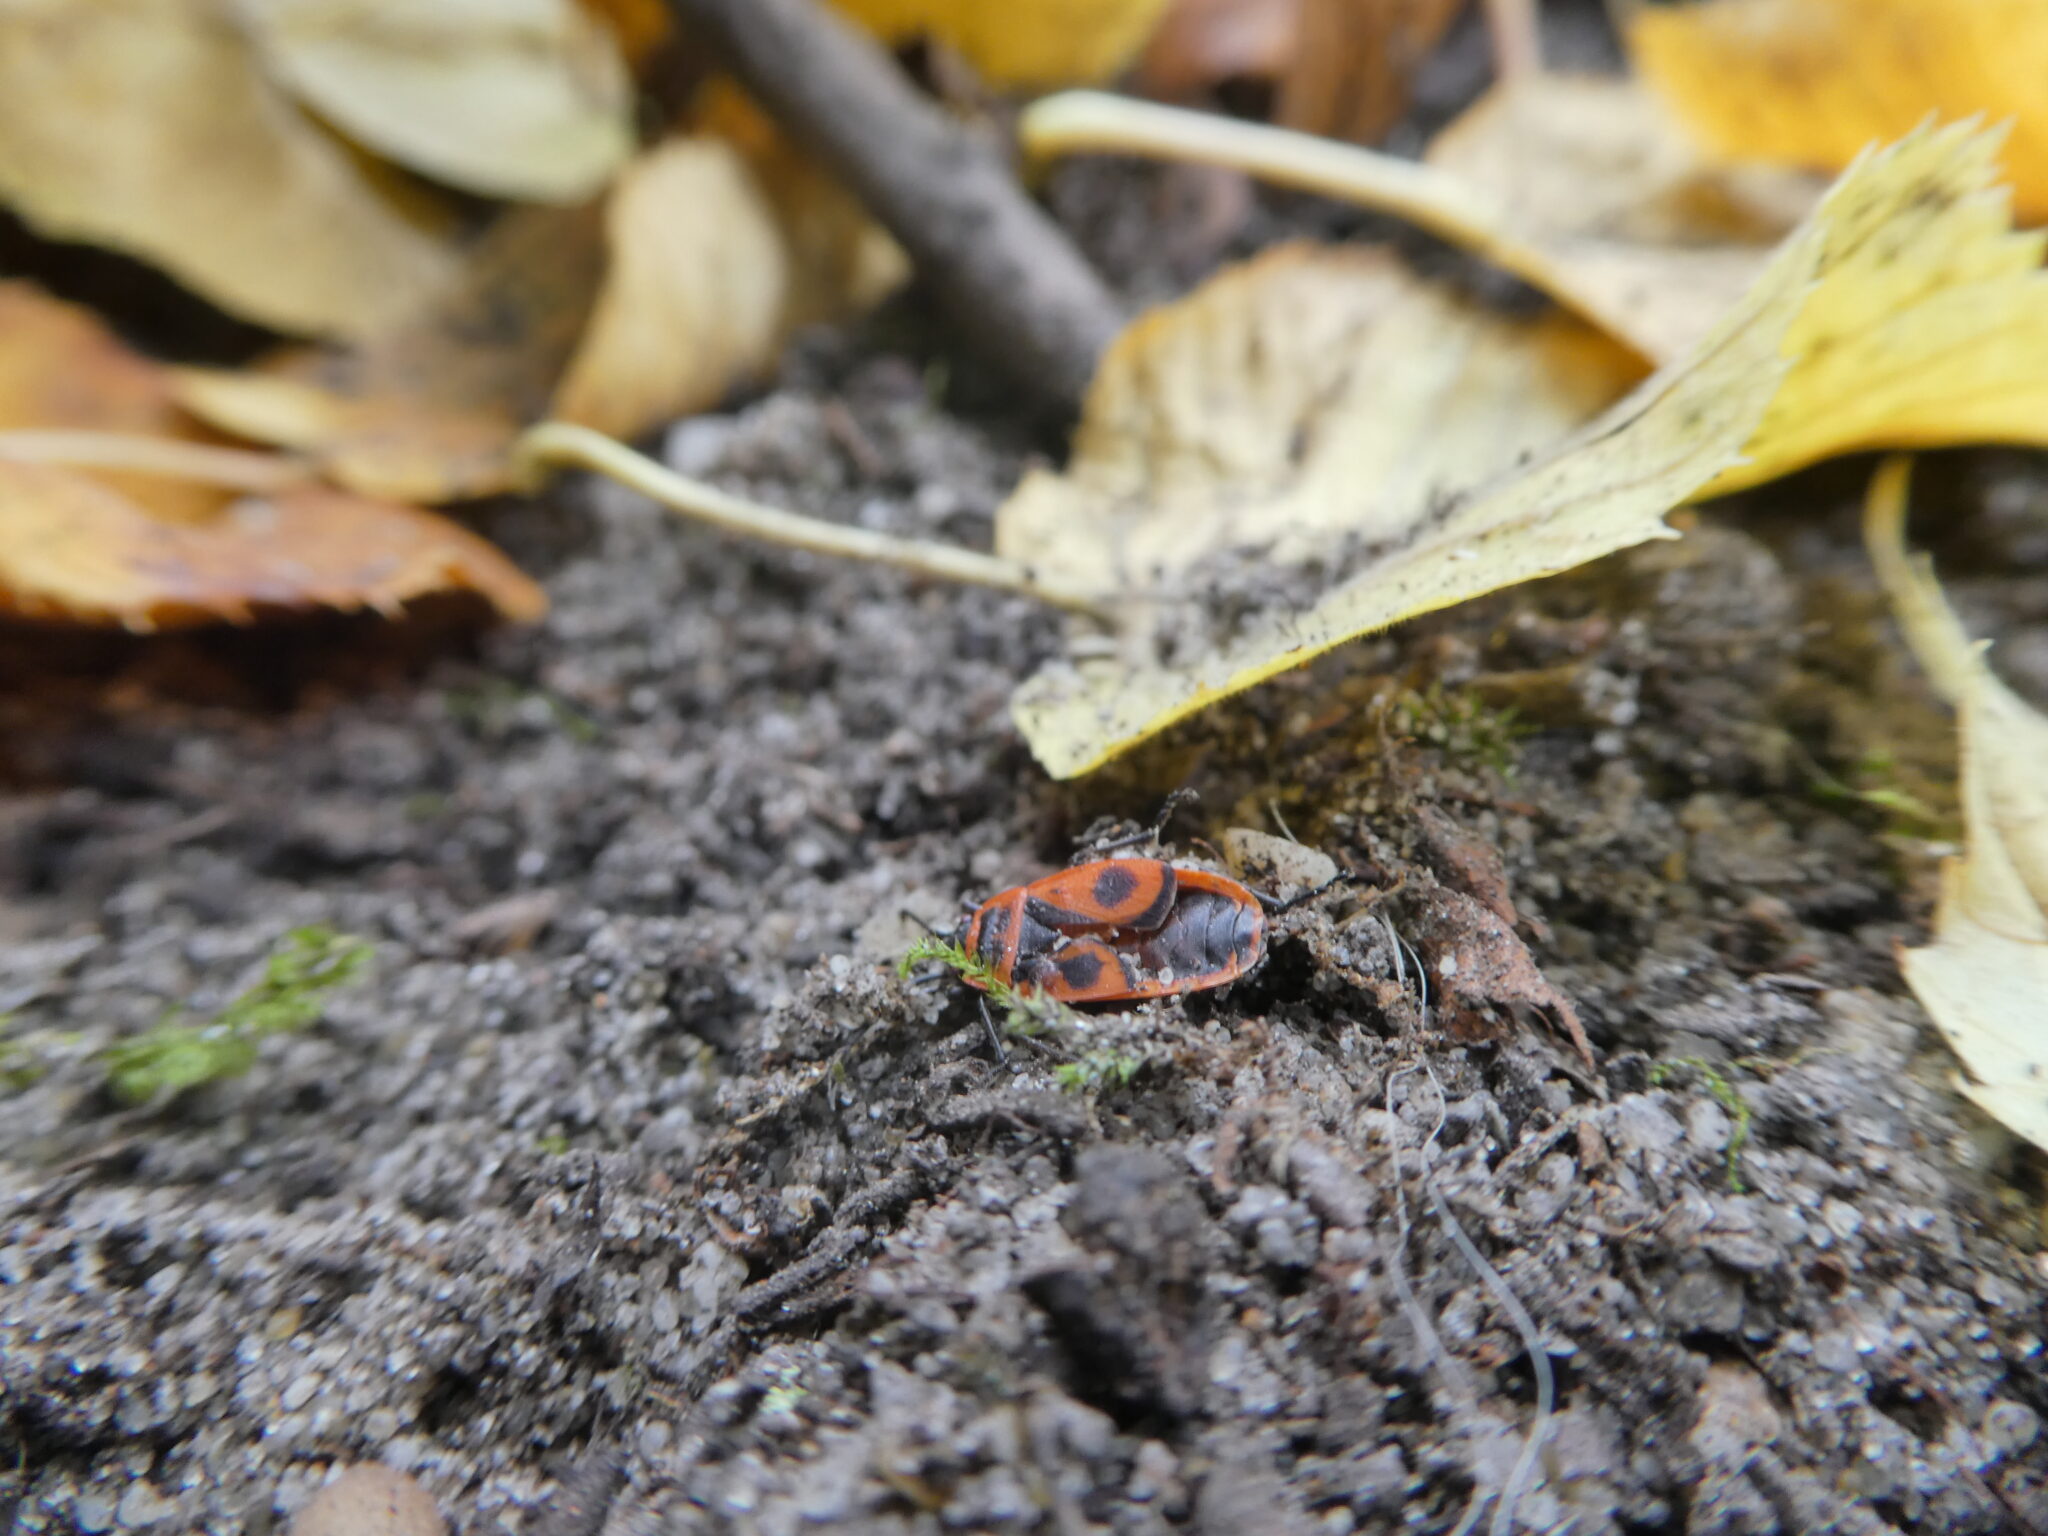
[1092,863,1139,910]
[1058,950,1103,990]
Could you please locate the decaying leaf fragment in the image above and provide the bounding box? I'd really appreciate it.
[236,0,634,203]
[1624,0,2048,223]
[833,0,1174,87]
[0,284,544,629]
[1863,457,2048,1153]
[175,107,905,500]
[1006,123,2021,777]
[0,0,457,339]
[173,204,608,503]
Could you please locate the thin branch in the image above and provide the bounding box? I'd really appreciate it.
[664,0,1123,417]
[0,431,309,491]
[513,422,1112,616]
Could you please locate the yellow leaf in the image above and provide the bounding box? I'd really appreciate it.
[173,203,609,502]
[238,0,635,202]
[1863,456,2048,1153]
[833,0,1173,87]
[1702,126,2048,495]
[554,129,907,438]
[1624,0,2048,223]
[1004,123,2002,777]
[1423,75,1817,363]
[0,0,456,338]
[0,283,543,628]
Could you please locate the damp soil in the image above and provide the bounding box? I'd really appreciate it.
[6,37,2048,1536]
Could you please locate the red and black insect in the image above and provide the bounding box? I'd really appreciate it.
[960,858,1267,1004]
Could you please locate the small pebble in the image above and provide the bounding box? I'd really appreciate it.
[289,1464,443,1536]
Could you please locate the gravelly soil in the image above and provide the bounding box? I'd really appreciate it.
[6,17,2048,1535]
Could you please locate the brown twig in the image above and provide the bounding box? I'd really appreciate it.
[665,0,1123,416]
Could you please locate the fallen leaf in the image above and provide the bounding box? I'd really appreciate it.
[0,0,456,338]
[1003,123,2012,776]
[1423,74,1818,362]
[1863,455,2048,1153]
[174,203,608,502]
[834,0,1175,87]
[1624,0,2048,223]
[237,0,634,202]
[0,464,546,629]
[0,284,230,524]
[555,121,906,438]
[1428,80,2048,496]
[179,99,903,496]
[1278,0,1465,144]
[1699,126,2048,496]
[0,284,543,628]
[1137,0,1298,100]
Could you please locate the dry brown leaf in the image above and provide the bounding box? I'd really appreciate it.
[555,125,906,438]
[174,204,608,503]
[1137,0,1299,99]
[1623,0,2048,223]
[0,463,545,629]
[0,0,456,338]
[177,103,901,495]
[833,0,1175,87]
[1864,456,2048,1152]
[1004,123,2009,776]
[1278,0,1465,144]
[237,0,634,202]
[0,285,543,628]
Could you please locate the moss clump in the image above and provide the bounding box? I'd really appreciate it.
[101,925,371,1103]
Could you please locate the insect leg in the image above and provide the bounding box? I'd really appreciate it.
[978,995,1010,1066]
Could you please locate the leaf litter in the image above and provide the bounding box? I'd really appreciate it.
[1004,115,2048,776]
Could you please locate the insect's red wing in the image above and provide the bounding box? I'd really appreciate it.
[1019,859,1178,933]
[1022,936,1140,1003]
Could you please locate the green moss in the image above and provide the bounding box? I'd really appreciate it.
[1054,1049,1145,1095]
[1649,1056,1753,1192]
[100,926,371,1104]
[1385,683,1525,776]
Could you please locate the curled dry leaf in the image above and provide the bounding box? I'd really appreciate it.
[0,0,455,339]
[833,0,1175,87]
[1863,457,2048,1153]
[0,284,543,629]
[176,99,903,499]
[236,0,634,203]
[1623,0,2048,223]
[1005,123,2032,776]
[174,204,608,503]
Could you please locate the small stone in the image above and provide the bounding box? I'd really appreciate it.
[1128,1440,1180,1503]
[74,1494,117,1533]
[1983,1400,2041,1459]
[281,1374,320,1412]
[290,1464,443,1536]
[116,1480,174,1528]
